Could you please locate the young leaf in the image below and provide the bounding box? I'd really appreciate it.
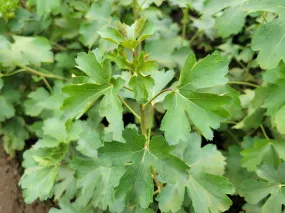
[161,52,231,144]
[99,17,156,49]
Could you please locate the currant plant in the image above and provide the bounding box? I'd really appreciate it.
[1,0,285,212]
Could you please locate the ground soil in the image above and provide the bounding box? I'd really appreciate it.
[0,146,51,213]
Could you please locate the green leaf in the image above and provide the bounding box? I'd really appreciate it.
[100,79,125,141]
[0,78,3,89]
[251,17,285,69]
[161,53,231,144]
[75,51,111,84]
[263,79,285,134]
[76,120,102,158]
[177,133,226,175]
[145,38,181,68]
[150,69,175,104]
[55,52,76,69]
[62,83,111,122]
[224,145,253,188]
[63,50,125,140]
[234,87,267,130]
[179,53,228,90]
[21,166,59,203]
[54,166,77,200]
[242,0,285,16]
[49,198,93,213]
[24,87,50,117]
[71,157,125,212]
[186,173,234,213]
[0,96,15,122]
[20,144,68,203]
[157,132,234,213]
[98,128,189,208]
[28,0,61,17]
[241,138,285,171]
[12,35,53,66]
[215,6,247,38]
[32,117,83,151]
[240,163,285,213]
[202,0,247,15]
[129,74,154,103]
[262,64,285,84]
[0,35,53,67]
[62,78,124,141]
[2,117,29,156]
[79,1,112,47]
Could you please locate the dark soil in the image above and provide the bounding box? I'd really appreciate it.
[0,146,51,213]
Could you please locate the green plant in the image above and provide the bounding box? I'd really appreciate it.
[1,0,285,213]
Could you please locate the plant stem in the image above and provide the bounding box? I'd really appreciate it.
[228,81,259,88]
[189,30,199,44]
[143,88,174,109]
[118,95,141,121]
[0,69,26,77]
[147,104,154,143]
[42,77,53,94]
[261,12,268,23]
[17,64,65,80]
[140,104,147,137]
[123,86,134,92]
[151,168,163,194]
[222,120,238,125]
[132,0,138,20]
[181,7,189,40]
[260,124,270,140]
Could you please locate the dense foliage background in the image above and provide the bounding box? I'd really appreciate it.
[1,0,285,212]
